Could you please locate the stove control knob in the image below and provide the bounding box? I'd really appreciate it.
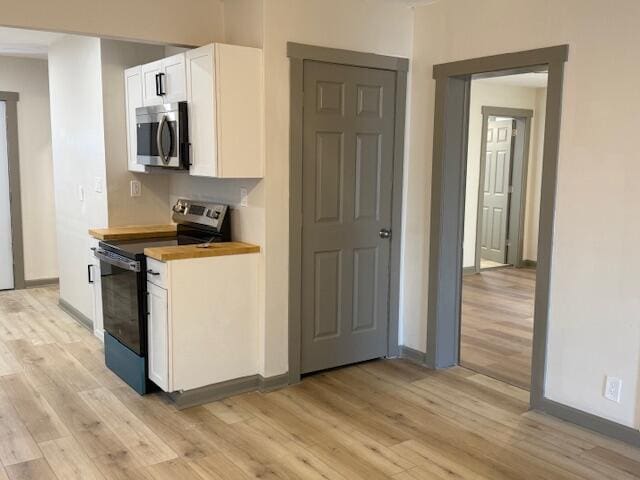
[206,209,220,220]
[173,201,187,214]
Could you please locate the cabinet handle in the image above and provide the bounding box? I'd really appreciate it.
[87,264,94,284]
[147,269,160,276]
[155,73,166,96]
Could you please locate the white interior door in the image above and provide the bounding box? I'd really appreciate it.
[0,102,14,290]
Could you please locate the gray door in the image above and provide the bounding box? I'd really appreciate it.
[301,61,396,374]
[480,118,513,264]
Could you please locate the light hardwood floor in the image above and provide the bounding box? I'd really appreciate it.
[0,286,639,479]
[461,267,535,390]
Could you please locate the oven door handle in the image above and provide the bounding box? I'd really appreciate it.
[94,248,141,272]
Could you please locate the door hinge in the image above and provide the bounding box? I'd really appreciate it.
[512,129,518,137]
[508,185,514,194]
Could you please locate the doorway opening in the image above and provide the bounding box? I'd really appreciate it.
[459,72,547,390]
[426,45,567,408]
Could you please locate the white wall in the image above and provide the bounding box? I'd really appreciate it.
[0,56,57,281]
[0,0,224,47]
[260,0,415,377]
[49,35,107,318]
[100,39,171,226]
[463,81,546,268]
[407,0,640,428]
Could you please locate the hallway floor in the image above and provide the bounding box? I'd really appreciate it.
[0,286,639,479]
[461,267,535,390]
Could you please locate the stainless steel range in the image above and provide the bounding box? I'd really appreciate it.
[95,199,231,394]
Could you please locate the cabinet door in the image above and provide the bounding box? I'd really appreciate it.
[141,60,164,106]
[162,53,187,103]
[124,66,146,173]
[186,45,218,177]
[147,282,169,391]
[89,244,104,341]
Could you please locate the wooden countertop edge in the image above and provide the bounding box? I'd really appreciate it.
[88,224,177,240]
[144,242,261,261]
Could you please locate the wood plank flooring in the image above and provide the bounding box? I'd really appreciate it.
[1,285,639,479]
[461,267,535,390]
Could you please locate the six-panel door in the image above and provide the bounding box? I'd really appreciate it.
[300,61,396,374]
[480,118,513,264]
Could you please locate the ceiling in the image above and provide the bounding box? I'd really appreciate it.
[475,72,549,88]
[0,26,65,59]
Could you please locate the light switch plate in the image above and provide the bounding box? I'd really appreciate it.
[604,376,622,403]
[130,180,142,197]
[94,176,102,193]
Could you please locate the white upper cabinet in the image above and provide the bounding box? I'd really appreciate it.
[141,54,187,107]
[124,46,263,177]
[186,44,264,178]
[124,66,146,173]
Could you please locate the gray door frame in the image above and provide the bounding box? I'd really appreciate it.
[426,45,568,409]
[0,92,25,290]
[474,106,533,272]
[287,42,408,384]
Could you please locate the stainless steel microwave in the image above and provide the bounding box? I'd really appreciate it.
[136,102,189,169]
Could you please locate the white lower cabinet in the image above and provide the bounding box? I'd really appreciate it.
[147,281,169,391]
[145,253,259,393]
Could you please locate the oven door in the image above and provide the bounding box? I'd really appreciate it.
[95,248,146,355]
[136,103,187,169]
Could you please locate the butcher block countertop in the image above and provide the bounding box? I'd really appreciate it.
[89,224,177,241]
[145,242,260,262]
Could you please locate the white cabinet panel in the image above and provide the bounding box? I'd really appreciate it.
[162,53,187,104]
[124,66,145,173]
[141,60,163,107]
[147,282,169,391]
[186,45,217,177]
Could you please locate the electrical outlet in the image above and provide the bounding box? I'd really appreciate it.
[94,176,103,193]
[604,376,622,403]
[130,180,142,197]
[240,188,248,207]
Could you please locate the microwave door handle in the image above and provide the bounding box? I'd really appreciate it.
[156,115,170,165]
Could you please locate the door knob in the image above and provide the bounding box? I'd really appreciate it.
[379,228,392,239]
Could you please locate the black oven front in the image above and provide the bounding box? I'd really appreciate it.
[94,247,147,356]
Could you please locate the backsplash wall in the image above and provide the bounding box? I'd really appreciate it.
[168,174,265,247]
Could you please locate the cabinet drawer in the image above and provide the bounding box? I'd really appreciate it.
[146,258,168,288]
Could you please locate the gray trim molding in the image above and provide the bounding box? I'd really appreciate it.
[287,42,409,72]
[0,92,25,290]
[433,45,568,78]
[287,43,409,384]
[399,345,428,366]
[522,259,537,268]
[58,298,93,331]
[426,46,569,414]
[538,398,640,448]
[169,372,289,410]
[25,277,59,288]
